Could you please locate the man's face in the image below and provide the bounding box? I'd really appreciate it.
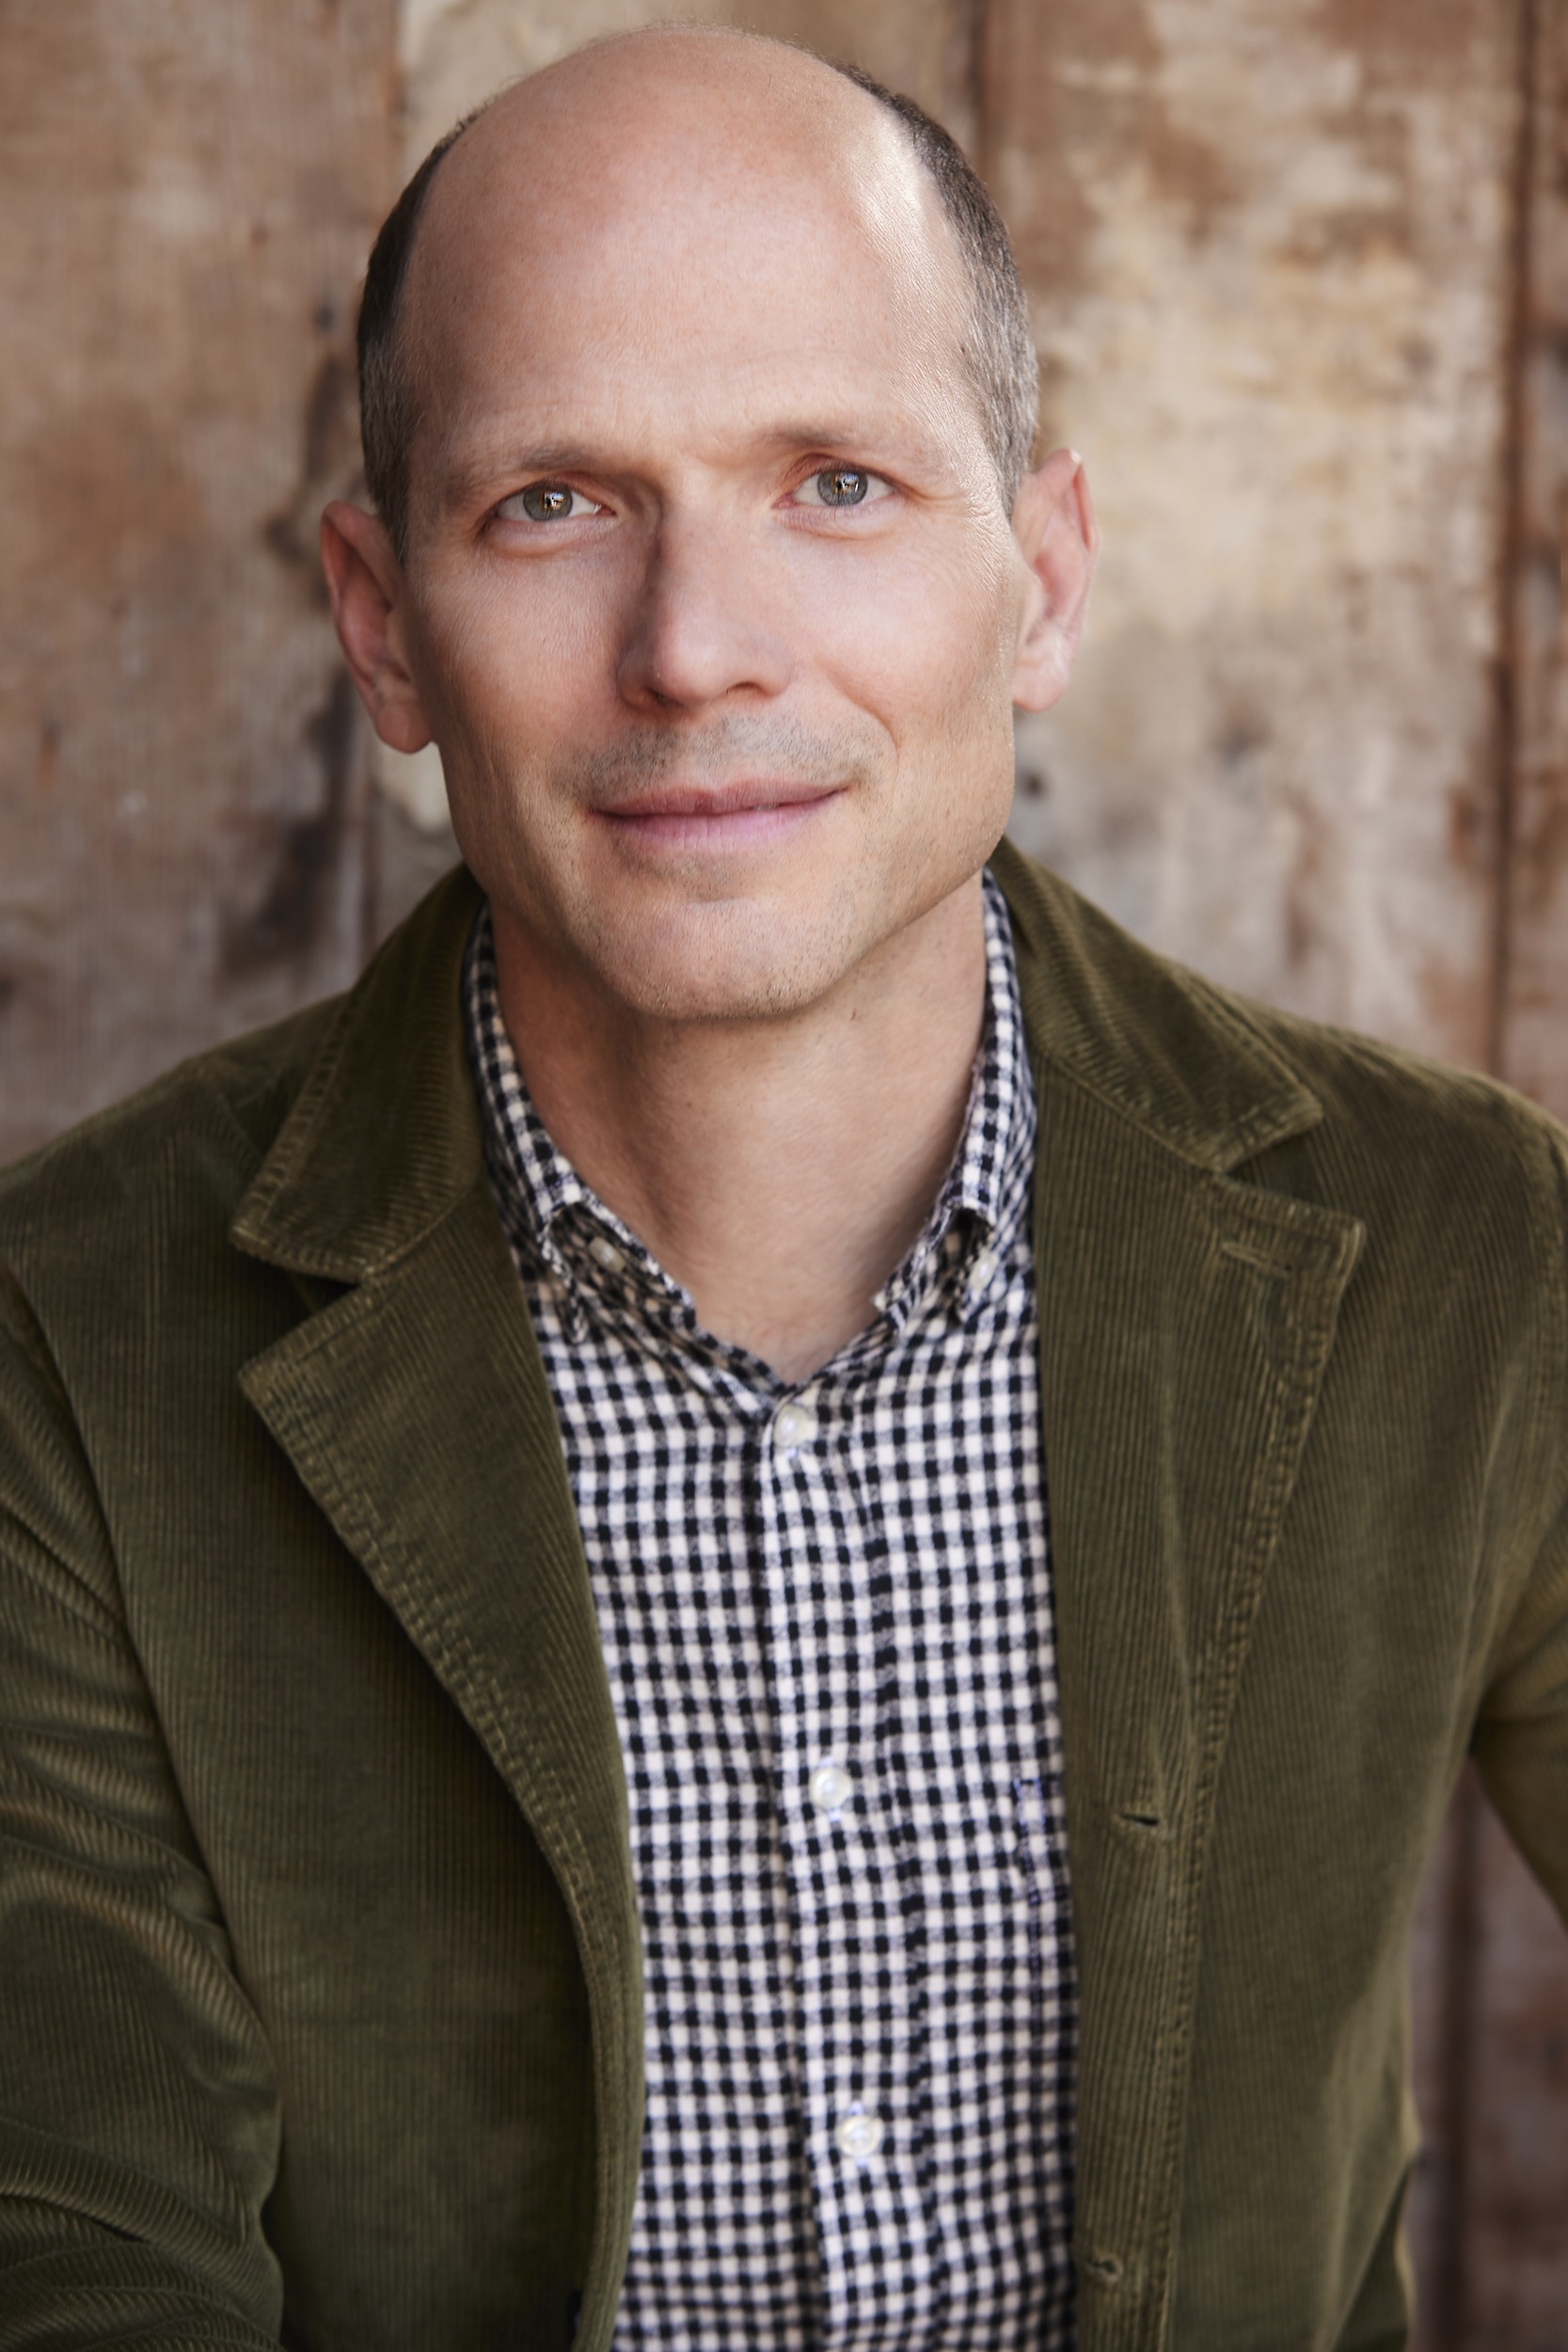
[384,55,1041,1025]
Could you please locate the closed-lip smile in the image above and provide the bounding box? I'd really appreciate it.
[594,778,842,849]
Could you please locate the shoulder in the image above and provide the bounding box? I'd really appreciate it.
[0,863,483,1322]
[0,990,343,1291]
[990,834,1568,1255]
[1228,980,1568,1239]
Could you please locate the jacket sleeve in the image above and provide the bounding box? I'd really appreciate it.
[1468,1121,1568,1928]
[0,1269,284,2347]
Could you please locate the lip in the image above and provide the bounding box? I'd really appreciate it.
[594,778,842,850]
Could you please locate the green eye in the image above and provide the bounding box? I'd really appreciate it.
[792,466,889,511]
[499,482,584,522]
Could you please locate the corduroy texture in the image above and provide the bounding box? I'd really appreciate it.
[1,839,1564,2352]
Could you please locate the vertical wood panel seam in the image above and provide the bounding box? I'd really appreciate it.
[1486,0,1541,1083]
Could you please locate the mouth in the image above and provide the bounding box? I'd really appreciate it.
[593,778,843,850]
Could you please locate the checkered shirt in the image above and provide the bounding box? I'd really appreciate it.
[465,874,1077,2349]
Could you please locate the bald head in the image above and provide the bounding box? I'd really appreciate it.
[357,28,1037,563]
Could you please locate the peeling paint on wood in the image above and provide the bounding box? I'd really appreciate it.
[0,0,399,1161]
[990,0,1521,1069]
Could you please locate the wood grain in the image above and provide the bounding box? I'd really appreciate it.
[989,0,1520,1071]
[0,0,399,1161]
[1498,0,1568,1122]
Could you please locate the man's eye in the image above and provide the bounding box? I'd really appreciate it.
[496,483,597,523]
[791,467,890,509]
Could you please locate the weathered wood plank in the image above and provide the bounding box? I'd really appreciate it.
[1498,0,1568,1121]
[0,0,399,1162]
[988,0,1521,1069]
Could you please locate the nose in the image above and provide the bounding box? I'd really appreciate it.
[615,512,792,711]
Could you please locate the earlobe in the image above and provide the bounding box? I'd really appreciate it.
[319,501,435,755]
[1010,449,1100,715]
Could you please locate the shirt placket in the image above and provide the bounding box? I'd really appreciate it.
[757,1362,938,2349]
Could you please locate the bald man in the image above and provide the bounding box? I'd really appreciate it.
[2,28,1566,2352]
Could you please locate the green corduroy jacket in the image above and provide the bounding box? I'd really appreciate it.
[2,840,1566,2352]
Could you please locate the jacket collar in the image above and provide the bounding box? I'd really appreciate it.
[231,864,491,1282]
[989,834,1323,1172]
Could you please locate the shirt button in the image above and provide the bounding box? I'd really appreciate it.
[835,2108,884,2162]
[589,1235,625,1275]
[808,1761,855,1814]
[772,1401,817,1453]
[966,1248,999,1297]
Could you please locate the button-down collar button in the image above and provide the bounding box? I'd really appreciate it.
[966,1248,999,1298]
[808,1761,855,1814]
[772,1400,817,1453]
[589,1235,625,1275]
[835,2108,884,2162]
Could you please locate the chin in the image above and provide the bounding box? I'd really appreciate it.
[583,901,866,1025]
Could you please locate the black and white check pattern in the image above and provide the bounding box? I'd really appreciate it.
[467,875,1077,2349]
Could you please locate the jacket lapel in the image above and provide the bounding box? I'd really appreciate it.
[230,870,641,2343]
[995,841,1364,2346]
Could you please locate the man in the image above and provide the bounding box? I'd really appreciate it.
[0,24,1564,2351]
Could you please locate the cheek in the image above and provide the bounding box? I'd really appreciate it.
[855,553,1021,861]
[811,540,1015,743]
[409,562,623,746]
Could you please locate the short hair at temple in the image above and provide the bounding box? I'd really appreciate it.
[356,44,1040,565]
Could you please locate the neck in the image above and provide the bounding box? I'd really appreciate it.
[491,881,990,1383]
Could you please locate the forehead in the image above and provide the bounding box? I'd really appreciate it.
[404,49,976,487]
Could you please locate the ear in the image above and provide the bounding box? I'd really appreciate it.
[1009,448,1100,714]
[319,501,435,755]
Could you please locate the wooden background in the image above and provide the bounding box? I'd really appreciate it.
[1,1,1563,2339]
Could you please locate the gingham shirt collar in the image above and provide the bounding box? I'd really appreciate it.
[472,868,1031,1361]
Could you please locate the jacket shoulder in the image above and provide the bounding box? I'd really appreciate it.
[1217,964,1568,1235]
[0,991,343,1286]
[0,865,483,1300]
[992,835,1568,1220]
